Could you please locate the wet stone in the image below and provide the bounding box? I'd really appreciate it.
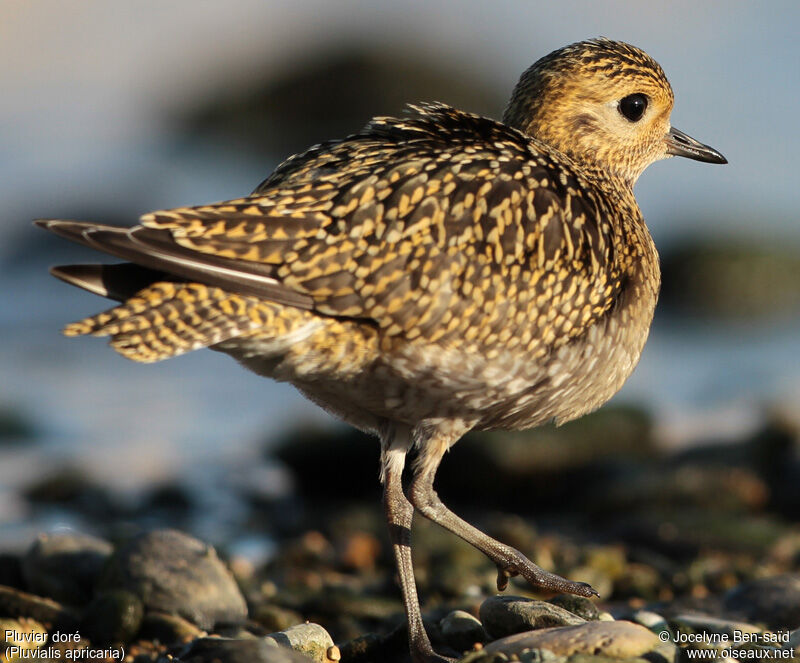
[479,595,585,638]
[81,589,144,645]
[100,529,247,630]
[440,609,489,653]
[21,532,113,605]
[337,633,383,663]
[628,610,670,637]
[0,585,79,631]
[547,594,600,621]
[481,620,674,663]
[723,573,800,630]
[253,604,305,633]
[139,611,204,645]
[669,613,762,638]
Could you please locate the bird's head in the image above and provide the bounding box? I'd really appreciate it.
[503,37,726,185]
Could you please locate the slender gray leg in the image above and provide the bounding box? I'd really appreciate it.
[381,424,454,663]
[408,429,597,597]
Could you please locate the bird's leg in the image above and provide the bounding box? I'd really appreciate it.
[380,424,454,663]
[408,429,597,598]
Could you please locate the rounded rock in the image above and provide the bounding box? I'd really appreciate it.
[670,613,762,638]
[139,611,204,645]
[440,609,489,653]
[81,590,144,645]
[479,595,585,638]
[547,594,600,621]
[22,532,113,605]
[263,622,335,662]
[482,620,673,661]
[629,609,670,637]
[100,529,247,630]
[254,604,305,633]
[723,574,800,630]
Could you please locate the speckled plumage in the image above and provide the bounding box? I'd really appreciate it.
[38,38,725,663]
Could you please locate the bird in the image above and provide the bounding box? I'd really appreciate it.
[37,38,726,663]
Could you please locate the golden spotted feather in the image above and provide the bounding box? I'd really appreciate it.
[140,103,625,354]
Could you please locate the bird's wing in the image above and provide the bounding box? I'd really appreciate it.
[47,104,624,350]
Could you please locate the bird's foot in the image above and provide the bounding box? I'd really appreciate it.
[494,549,598,597]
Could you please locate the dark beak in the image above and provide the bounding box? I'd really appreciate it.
[665,126,727,164]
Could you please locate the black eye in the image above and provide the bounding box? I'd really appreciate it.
[618,93,648,122]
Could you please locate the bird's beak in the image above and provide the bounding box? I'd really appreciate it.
[665,126,727,164]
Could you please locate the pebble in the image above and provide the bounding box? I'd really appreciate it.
[723,573,800,630]
[481,620,674,662]
[0,585,79,631]
[80,589,144,645]
[99,529,247,630]
[254,604,305,632]
[439,609,489,653]
[139,611,205,644]
[669,613,762,638]
[547,594,600,621]
[479,595,585,638]
[262,622,335,662]
[21,532,112,605]
[629,609,670,636]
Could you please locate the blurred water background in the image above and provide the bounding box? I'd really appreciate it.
[2,1,799,544]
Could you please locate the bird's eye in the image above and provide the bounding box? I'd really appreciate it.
[618,93,648,122]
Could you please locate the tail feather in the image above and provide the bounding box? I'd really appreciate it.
[35,219,314,309]
[66,282,284,362]
[50,263,174,301]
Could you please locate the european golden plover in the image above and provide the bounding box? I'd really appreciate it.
[38,38,725,663]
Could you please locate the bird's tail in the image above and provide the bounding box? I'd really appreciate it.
[62,280,286,363]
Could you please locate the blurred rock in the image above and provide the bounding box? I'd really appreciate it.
[100,529,247,630]
[22,532,112,605]
[439,609,488,653]
[272,427,380,502]
[22,467,124,521]
[253,604,305,633]
[0,585,79,631]
[628,609,671,637]
[479,596,585,639]
[723,573,800,630]
[81,589,144,645]
[139,611,204,645]
[547,594,600,622]
[437,405,654,512]
[669,612,761,637]
[172,636,315,663]
[176,48,503,161]
[262,622,335,663]
[0,404,36,444]
[660,239,800,320]
[482,620,674,662]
